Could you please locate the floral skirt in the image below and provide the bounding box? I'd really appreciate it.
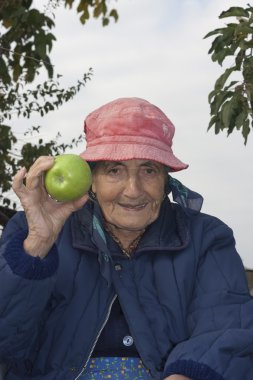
[79,357,154,379]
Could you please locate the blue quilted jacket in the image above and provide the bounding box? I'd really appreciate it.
[0,199,253,380]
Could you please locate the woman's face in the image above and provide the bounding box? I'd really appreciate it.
[92,160,166,232]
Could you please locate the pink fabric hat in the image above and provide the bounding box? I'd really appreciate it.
[80,97,188,172]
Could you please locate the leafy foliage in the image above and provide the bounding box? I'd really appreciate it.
[0,0,118,227]
[204,5,253,144]
[0,70,93,120]
[0,70,92,216]
[65,0,118,26]
[0,0,118,83]
[0,0,55,83]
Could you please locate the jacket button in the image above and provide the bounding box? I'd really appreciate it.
[114,263,122,271]
[123,335,133,346]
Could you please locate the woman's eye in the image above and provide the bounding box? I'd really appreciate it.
[108,167,120,175]
[144,168,156,175]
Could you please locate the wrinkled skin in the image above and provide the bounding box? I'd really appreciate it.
[92,159,167,249]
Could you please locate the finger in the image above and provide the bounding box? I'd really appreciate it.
[58,193,89,216]
[72,193,90,210]
[25,156,55,190]
[12,167,27,195]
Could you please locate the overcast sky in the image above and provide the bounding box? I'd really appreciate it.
[14,0,253,267]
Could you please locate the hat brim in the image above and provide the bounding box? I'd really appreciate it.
[80,143,188,172]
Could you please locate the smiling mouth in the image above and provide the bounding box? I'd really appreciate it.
[118,203,147,211]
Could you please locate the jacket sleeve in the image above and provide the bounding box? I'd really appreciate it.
[163,215,253,380]
[0,212,59,361]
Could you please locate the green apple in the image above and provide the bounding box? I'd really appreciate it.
[44,154,92,202]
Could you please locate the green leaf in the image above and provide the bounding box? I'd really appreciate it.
[27,9,44,27]
[46,33,57,52]
[221,101,233,129]
[2,18,13,28]
[235,107,248,130]
[44,56,54,78]
[214,67,235,90]
[224,81,239,90]
[93,3,106,18]
[243,40,253,49]
[220,93,247,137]
[236,24,253,36]
[210,91,233,114]
[204,28,224,39]
[239,40,251,50]
[242,119,250,144]
[246,83,253,108]
[214,119,222,134]
[243,56,253,83]
[235,49,246,69]
[220,7,249,19]
[109,9,118,22]
[25,64,36,82]
[35,43,47,59]
[102,17,109,27]
[80,10,89,24]
[0,57,11,85]
[208,35,224,55]
[64,0,74,8]
[13,63,22,82]
[77,1,88,12]
[208,115,217,131]
[208,89,219,103]
[212,49,229,65]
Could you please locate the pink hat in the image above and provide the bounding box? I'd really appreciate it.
[80,97,188,172]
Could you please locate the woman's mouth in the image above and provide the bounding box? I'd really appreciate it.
[118,203,147,211]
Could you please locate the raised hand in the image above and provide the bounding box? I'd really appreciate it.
[12,156,89,258]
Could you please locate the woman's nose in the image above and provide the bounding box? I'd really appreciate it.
[123,175,143,198]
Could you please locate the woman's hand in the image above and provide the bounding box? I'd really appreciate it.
[12,156,89,258]
[164,376,191,380]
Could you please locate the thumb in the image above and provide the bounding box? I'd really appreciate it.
[71,193,90,210]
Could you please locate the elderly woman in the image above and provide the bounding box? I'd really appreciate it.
[0,98,253,380]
